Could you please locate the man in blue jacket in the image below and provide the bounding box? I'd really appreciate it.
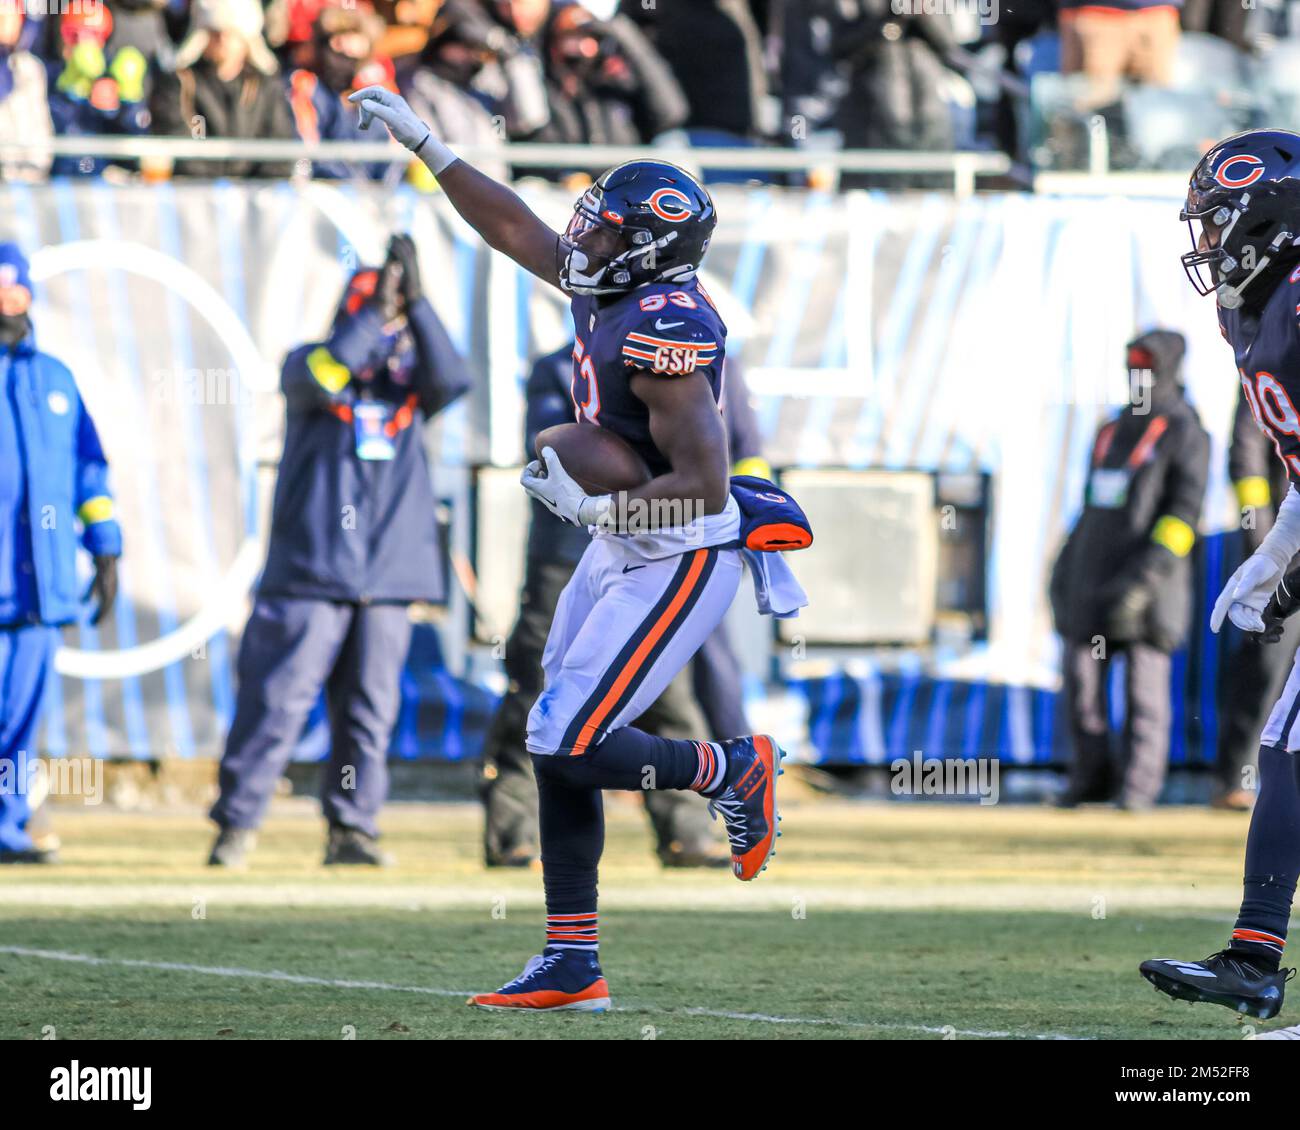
[0,242,121,864]
[208,235,471,868]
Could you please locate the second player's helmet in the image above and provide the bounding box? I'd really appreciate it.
[1181,128,1300,309]
[560,161,716,295]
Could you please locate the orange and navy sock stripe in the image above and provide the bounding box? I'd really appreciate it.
[689,740,725,794]
[546,912,598,951]
[1231,927,1286,956]
[561,549,718,757]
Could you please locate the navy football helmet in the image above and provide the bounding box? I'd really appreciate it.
[1181,128,1300,309]
[560,160,716,295]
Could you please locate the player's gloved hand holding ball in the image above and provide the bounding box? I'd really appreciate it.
[520,448,613,529]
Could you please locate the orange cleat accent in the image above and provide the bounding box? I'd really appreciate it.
[726,734,780,881]
[468,977,611,1012]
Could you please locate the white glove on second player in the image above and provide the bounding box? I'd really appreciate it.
[348,86,459,174]
[520,448,612,529]
[1212,553,1284,634]
[1212,483,1300,633]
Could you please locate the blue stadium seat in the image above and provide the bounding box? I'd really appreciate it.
[1014,31,1061,83]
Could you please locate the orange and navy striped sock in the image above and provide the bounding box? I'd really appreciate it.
[545,912,598,952]
[1229,927,1286,968]
[690,741,726,795]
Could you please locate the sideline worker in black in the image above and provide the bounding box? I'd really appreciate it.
[1050,330,1210,809]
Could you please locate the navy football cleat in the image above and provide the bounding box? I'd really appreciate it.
[469,949,610,1013]
[1140,951,1294,1020]
[708,734,783,881]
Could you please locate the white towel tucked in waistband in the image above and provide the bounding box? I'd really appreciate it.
[741,548,807,618]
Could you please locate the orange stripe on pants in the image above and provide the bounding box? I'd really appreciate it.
[569,549,710,756]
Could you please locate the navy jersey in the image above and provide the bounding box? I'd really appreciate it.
[567,278,728,477]
[1221,264,1300,486]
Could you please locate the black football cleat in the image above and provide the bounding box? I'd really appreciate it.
[1140,951,1295,1020]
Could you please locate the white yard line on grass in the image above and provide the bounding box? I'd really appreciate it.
[0,881,1243,911]
[0,944,1084,1040]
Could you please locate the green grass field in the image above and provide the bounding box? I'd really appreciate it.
[0,794,1289,1040]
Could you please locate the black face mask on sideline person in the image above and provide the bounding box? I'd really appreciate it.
[0,312,30,347]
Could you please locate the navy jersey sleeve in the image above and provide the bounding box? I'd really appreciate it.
[620,311,720,377]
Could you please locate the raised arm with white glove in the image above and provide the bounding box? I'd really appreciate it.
[1212,482,1300,633]
[347,86,562,288]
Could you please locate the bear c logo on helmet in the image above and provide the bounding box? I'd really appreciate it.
[1214,153,1266,189]
[647,188,693,223]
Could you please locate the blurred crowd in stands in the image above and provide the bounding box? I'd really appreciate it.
[3,0,1300,183]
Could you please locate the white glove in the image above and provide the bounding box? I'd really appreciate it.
[1212,483,1300,633]
[520,447,611,528]
[347,86,429,150]
[1211,553,1284,633]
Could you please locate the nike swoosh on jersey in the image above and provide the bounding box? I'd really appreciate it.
[655,319,685,330]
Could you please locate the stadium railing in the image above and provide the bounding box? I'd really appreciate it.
[0,137,1015,197]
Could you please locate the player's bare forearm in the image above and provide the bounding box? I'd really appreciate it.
[435,161,562,288]
[627,371,731,519]
[347,86,562,288]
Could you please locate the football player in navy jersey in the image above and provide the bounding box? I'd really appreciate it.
[349,86,785,1012]
[1140,129,1300,1023]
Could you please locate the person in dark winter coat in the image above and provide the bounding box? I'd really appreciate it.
[833,0,959,187]
[1050,329,1210,808]
[1214,387,1300,809]
[536,5,688,150]
[480,344,765,868]
[619,0,766,140]
[207,236,471,869]
[148,0,299,179]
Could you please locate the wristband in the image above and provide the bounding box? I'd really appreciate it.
[577,493,615,530]
[415,132,458,176]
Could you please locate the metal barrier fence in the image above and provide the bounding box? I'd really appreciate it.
[0,137,1015,196]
